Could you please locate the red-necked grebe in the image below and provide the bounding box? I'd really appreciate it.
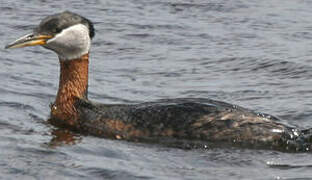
[5,11,312,151]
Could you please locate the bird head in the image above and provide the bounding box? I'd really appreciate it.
[5,11,95,60]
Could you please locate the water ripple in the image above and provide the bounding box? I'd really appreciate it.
[2,0,312,179]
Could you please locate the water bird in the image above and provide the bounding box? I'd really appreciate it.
[5,11,312,151]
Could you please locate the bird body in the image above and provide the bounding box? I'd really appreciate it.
[6,11,312,151]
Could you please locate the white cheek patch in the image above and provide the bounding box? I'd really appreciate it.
[46,24,91,60]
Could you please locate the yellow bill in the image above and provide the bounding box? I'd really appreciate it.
[5,33,53,49]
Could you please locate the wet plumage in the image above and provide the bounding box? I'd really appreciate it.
[6,11,312,152]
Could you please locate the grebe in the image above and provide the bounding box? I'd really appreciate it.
[5,11,312,151]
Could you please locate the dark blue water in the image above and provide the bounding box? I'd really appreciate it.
[2,0,312,179]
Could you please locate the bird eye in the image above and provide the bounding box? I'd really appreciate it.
[52,28,62,34]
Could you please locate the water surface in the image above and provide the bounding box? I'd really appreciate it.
[1,0,312,179]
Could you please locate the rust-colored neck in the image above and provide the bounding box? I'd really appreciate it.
[50,53,89,127]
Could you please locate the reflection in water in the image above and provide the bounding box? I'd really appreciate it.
[48,128,82,148]
[3,0,312,179]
